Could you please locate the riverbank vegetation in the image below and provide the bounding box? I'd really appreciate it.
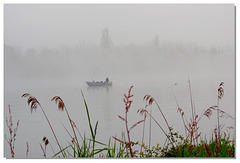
[5,82,235,158]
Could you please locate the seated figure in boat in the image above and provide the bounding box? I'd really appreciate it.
[106,77,109,83]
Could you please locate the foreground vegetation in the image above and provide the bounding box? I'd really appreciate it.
[5,81,235,158]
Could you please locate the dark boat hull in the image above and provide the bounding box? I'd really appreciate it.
[86,81,112,87]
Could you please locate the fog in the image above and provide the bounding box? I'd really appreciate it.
[4,4,235,84]
[5,4,234,49]
[4,4,235,158]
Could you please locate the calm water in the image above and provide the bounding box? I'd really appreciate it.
[4,53,235,158]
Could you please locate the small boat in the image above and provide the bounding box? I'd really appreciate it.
[86,78,112,87]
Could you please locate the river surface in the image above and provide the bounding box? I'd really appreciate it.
[4,52,235,158]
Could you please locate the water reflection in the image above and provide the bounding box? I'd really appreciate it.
[86,85,112,94]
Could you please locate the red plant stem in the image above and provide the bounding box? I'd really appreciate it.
[122,86,134,158]
[214,128,220,157]
[226,149,234,157]
[205,144,212,157]
[26,142,29,158]
[125,110,134,157]
[195,145,203,157]
[217,98,220,137]
[5,105,19,158]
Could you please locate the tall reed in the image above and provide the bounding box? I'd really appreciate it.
[138,108,175,147]
[217,82,224,137]
[187,79,199,144]
[174,80,206,145]
[143,94,171,132]
[174,81,234,154]
[139,94,175,148]
[198,82,234,134]
[51,96,81,151]
[140,107,147,152]
[22,93,64,157]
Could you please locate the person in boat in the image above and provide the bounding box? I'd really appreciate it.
[106,77,109,83]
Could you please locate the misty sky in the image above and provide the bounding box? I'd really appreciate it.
[4,4,234,49]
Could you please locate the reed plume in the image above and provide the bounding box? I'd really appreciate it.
[22,93,39,113]
[40,136,49,158]
[217,82,224,137]
[177,107,188,138]
[198,82,234,139]
[51,96,81,151]
[142,94,176,147]
[174,80,203,145]
[22,93,64,157]
[143,94,171,134]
